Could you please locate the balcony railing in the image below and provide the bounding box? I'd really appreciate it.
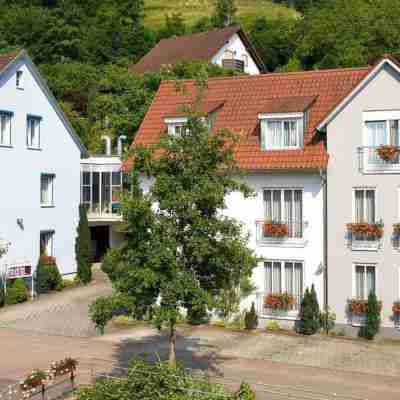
[255,292,301,318]
[222,58,245,72]
[255,220,307,247]
[347,222,383,250]
[358,146,400,173]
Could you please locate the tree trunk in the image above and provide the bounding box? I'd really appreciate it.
[168,320,177,367]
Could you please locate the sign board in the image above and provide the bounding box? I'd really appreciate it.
[6,264,32,279]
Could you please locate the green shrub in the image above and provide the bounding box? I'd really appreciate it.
[89,296,115,334]
[5,278,28,305]
[234,382,256,400]
[227,312,246,330]
[296,284,321,335]
[266,319,280,331]
[320,307,336,334]
[78,359,254,400]
[359,292,381,340]
[244,302,258,330]
[76,205,92,284]
[186,304,209,325]
[0,279,4,307]
[36,256,62,294]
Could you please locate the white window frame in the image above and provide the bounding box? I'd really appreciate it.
[259,113,304,150]
[0,111,12,147]
[352,263,377,300]
[16,70,24,89]
[264,259,305,315]
[351,187,377,224]
[165,117,188,136]
[40,230,55,257]
[26,115,41,149]
[40,174,55,207]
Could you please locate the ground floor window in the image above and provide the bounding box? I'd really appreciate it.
[354,264,376,299]
[265,260,303,309]
[40,231,55,257]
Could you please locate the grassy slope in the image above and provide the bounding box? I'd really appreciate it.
[144,0,298,30]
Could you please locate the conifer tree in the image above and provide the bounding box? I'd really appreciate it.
[76,204,92,284]
[360,292,381,340]
[296,285,320,335]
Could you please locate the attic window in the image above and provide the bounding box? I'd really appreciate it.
[259,113,304,150]
[165,117,189,136]
[16,70,24,89]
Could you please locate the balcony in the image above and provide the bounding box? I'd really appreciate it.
[255,292,300,319]
[81,157,127,223]
[347,222,383,251]
[358,146,400,173]
[221,58,245,73]
[255,220,308,247]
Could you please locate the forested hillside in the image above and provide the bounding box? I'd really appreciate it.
[0,0,399,152]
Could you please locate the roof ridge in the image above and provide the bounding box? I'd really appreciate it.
[160,65,372,86]
[158,24,240,43]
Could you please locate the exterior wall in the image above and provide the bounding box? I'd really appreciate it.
[222,172,324,317]
[211,33,260,75]
[0,58,81,276]
[327,64,400,329]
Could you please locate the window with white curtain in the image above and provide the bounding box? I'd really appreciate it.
[261,117,303,150]
[40,174,55,206]
[40,231,55,257]
[264,189,303,238]
[355,264,376,299]
[27,116,41,149]
[353,188,375,223]
[0,111,12,146]
[265,261,303,308]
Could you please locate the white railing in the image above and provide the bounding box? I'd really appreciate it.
[358,146,400,173]
[255,220,307,247]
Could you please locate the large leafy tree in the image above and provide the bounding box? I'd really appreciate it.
[101,83,257,365]
[212,0,237,27]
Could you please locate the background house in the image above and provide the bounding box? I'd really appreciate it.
[132,25,265,75]
[0,50,86,279]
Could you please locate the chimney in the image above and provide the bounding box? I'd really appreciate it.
[117,135,127,156]
[101,135,112,156]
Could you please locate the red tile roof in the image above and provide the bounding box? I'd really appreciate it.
[134,66,372,170]
[132,25,265,74]
[0,50,19,73]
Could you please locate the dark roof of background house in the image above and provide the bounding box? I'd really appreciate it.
[0,50,20,73]
[132,25,265,74]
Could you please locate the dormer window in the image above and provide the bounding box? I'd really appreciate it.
[259,113,304,150]
[16,70,24,89]
[165,117,189,136]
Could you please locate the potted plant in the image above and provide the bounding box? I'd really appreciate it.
[376,145,399,161]
[50,358,78,377]
[393,223,400,235]
[393,301,400,316]
[264,293,295,311]
[20,370,48,391]
[347,222,384,239]
[263,221,289,238]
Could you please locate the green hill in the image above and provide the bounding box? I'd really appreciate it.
[144,0,298,29]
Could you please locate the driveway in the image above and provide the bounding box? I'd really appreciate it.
[0,266,112,337]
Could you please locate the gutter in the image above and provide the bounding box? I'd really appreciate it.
[319,168,328,314]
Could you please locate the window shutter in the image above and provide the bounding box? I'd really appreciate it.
[260,120,266,150]
[298,118,304,148]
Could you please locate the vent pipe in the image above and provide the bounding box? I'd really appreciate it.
[117,135,127,156]
[101,135,112,156]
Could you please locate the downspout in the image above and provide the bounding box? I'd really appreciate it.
[321,168,328,313]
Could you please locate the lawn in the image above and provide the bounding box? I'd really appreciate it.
[144,0,299,30]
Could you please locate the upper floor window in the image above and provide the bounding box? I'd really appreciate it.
[242,54,249,67]
[16,70,24,89]
[264,188,303,238]
[0,111,12,146]
[366,120,399,148]
[27,116,41,149]
[260,114,304,150]
[40,174,55,207]
[353,188,375,223]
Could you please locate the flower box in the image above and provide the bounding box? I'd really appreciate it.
[376,145,399,161]
[347,298,382,315]
[347,222,383,239]
[263,222,289,238]
[394,224,400,234]
[39,255,57,265]
[393,301,400,315]
[20,370,48,391]
[264,293,295,310]
[50,358,78,377]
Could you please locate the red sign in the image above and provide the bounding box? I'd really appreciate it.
[7,264,32,279]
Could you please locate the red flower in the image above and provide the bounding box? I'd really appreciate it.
[263,222,289,238]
